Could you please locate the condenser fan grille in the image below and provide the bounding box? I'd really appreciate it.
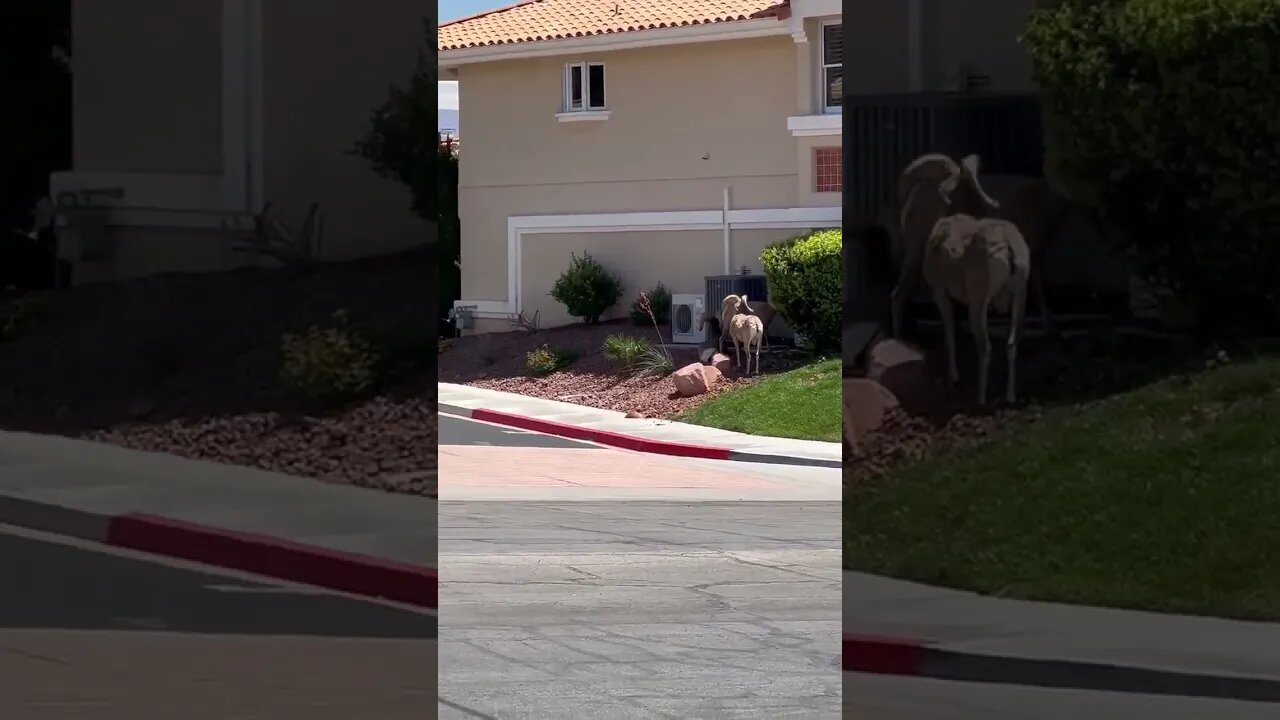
[675,304,693,333]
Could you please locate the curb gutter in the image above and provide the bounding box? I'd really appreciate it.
[441,403,842,468]
[0,494,437,610]
[843,634,1280,703]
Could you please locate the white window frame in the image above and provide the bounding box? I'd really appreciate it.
[562,62,607,113]
[819,20,842,114]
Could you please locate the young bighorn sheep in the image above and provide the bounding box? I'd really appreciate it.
[924,212,1031,406]
[728,295,765,375]
[891,154,1002,339]
[708,293,776,354]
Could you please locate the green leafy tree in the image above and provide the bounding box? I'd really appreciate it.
[1024,0,1280,336]
[353,21,458,323]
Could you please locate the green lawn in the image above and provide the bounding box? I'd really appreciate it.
[845,354,1280,621]
[678,357,841,442]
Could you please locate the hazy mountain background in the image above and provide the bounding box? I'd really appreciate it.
[439,109,459,134]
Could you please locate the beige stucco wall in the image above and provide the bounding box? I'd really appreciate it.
[71,0,223,173]
[261,0,428,261]
[457,35,837,315]
[71,227,260,285]
[522,231,723,328]
[927,0,1039,92]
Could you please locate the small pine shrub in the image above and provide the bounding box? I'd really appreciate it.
[629,283,671,325]
[0,287,45,342]
[279,310,379,407]
[549,252,623,324]
[525,344,577,377]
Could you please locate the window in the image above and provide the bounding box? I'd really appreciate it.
[815,147,841,193]
[564,62,606,112]
[821,22,842,113]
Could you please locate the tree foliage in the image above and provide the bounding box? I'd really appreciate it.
[1024,0,1280,335]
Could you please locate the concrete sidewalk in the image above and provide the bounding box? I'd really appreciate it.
[439,382,842,468]
[845,570,1280,702]
[0,431,436,609]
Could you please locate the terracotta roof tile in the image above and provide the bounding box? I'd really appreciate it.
[439,0,789,51]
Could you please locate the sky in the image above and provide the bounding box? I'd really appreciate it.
[438,0,502,111]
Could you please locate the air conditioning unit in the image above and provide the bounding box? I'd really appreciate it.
[670,293,706,345]
[705,274,769,319]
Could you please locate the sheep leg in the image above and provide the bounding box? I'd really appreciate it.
[932,287,959,386]
[891,265,919,339]
[733,335,743,370]
[969,300,992,406]
[753,332,761,375]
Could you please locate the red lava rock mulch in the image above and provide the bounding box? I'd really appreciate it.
[439,319,803,418]
[0,247,436,497]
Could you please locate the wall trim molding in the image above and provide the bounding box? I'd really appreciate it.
[453,205,842,317]
[787,114,842,137]
[50,0,265,228]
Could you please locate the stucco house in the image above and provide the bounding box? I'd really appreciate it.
[48,0,429,285]
[440,0,848,334]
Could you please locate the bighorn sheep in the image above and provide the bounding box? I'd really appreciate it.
[707,293,776,354]
[971,172,1072,336]
[891,154,1002,339]
[728,295,765,375]
[924,213,1031,406]
[889,152,1072,337]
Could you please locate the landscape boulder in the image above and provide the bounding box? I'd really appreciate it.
[842,378,899,440]
[866,338,932,415]
[673,362,716,397]
[709,353,733,375]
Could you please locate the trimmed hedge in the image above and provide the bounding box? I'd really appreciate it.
[1024,0,1280,335]
[761,228,843,351]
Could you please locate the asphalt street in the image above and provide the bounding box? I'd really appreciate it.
[0,524,436,720]
[439,412,597,449]
[438,413,842,719]
[844,673,1280,719]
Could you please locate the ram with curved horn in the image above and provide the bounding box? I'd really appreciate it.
[890,153,1001,339]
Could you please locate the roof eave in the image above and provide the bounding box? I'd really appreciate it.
[438,17,790,69]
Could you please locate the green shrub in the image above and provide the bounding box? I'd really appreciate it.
[0,288,45,342]
[629,283,671,325]
[603,334,649,372]
[760,229,843,351]
[1023,0,1280,336]
[279,310,379,407]
[525,344,577,377]
[549,252,623,324]
[353,27,460,323]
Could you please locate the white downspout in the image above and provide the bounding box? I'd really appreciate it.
[722,186,732,274]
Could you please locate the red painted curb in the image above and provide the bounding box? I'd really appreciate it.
[106,513,437,610]
[470,407,732,460]
[843,634,928,675]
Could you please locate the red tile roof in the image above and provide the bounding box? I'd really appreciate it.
[439,0,789,51]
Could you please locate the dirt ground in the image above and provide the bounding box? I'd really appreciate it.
[846,321,1192,486]
[0,247,436,497]
[439,319,808,418]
